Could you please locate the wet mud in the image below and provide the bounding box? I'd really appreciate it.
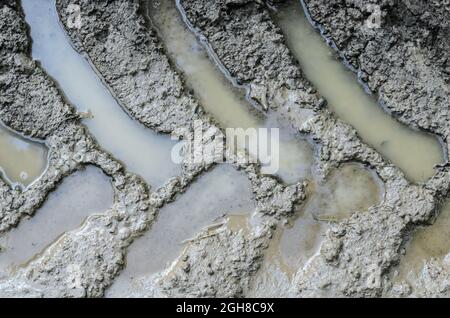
[0,0,448,298]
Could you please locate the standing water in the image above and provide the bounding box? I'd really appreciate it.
[273,1,444,183]
[0,124,47,188]
[0,166,113,275]
[106,164,255,297]
[306,164,383,221]
[394,201,450,287]
[278,164,382,269]
[147,0,314,184]
[21,0,181,188]
[248,164,382,296]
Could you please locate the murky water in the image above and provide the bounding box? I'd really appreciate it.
[147,0,314,184]
[247,208,324,297]
[394,201,450,285]
[22,0,181,187]
[274,1,444,183]
[306,164,382,221]
[0,166,113,274]
[281,164,380,267]
[225,214,252,235]
[0,125,48,188]
[106,164,255,297]
[249,164,382,295]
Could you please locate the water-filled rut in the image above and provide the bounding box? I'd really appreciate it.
[0,124,48,188]
[273,1,444,183]
[22,0,181,188]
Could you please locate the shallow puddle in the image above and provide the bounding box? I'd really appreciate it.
[249,164,382,295]
[0,166,113,274]
[0,125,48,188]
[280,164,380,267]
[147,0,314,185]
[273,1,444,183]
[274,166,376,269]
[307,164,382,221]
[22,0,181,188]
[394,201,450,286]
[106,164,255,297]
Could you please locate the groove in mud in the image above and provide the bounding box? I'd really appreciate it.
[0,124,48,188]
[21,0,181,188]
[273,1,444,183]
[2,0,445,299]
[0,166,113,275]
[147,0,315,185]
[106,164,255,297]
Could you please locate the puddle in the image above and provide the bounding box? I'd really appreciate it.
[273,1,444,183]
[21,0,181,187]
[247,210,324,297]
[0,124,48,188]
[394,201,450,286]
[276,214,325,275]
[106,164,255,297]
[147,0,314,185]
[0,166,113,274]
[307,163,382,221]
[278,164,380,269]
[249,164,381,295]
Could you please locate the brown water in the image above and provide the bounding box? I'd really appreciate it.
[15,0,439,299]
[147,0,314,185]
[0,166,113,274]
[307,164,383,221]
[106,164,255,297]
[248,164,382,296]
[274,1,444,183]
[394,201,450,285]
[0,125,48,188]
[225,214,252,235]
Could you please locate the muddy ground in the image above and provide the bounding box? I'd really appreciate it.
[0,0,448,297]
